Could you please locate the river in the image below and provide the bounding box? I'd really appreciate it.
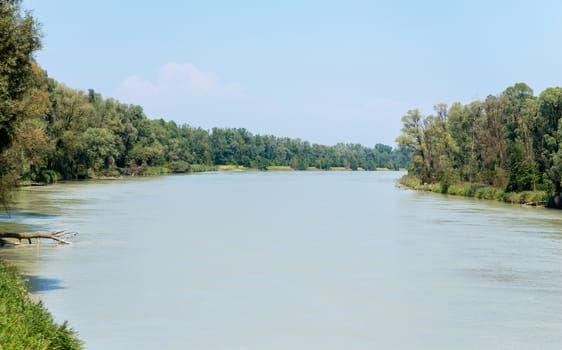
[1,171,561,349]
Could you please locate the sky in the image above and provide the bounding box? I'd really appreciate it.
[24,0,562,147]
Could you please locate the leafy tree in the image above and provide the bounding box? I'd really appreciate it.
[0,8,408,190]
[502,83,539,192]
[82,128,119,174]
[0,0,42,205]
[395,82,562,206]
[537,87,562,203]
[396,109,428,181]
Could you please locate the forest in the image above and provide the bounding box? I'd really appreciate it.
[9,69,409,182]
[0,1,409,207]
[396,82,562,205]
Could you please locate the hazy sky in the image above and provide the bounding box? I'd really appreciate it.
[25,0,562,146]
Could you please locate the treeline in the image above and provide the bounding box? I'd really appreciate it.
[1,1,409,207]
[11,67,409,183]
[397,82,562,203]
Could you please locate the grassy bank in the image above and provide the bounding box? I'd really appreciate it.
[398,175,548,206]
[0,259,83,350]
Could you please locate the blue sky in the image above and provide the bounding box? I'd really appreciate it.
[25,0,562,146]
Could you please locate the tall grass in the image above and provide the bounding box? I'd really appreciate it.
[399,175,548,206]
[0,260,83,350]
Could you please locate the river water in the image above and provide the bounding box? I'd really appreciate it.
[1,171,561,349]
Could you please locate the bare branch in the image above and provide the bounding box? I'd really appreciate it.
[0,230,76,245]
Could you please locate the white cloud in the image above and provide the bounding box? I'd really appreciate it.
[116,63,241,104]
[118,75,156,99]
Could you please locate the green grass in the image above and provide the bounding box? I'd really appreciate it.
[266,166,294,171]
[399,175,548,206]
[397,175,441,192]
[216,165,250,171]
[189,164,218,173]
[141,166,170,176]
[0,260,83,350]
[328,167,351,171]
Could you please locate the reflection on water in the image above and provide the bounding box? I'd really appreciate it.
[0,212,59,220]
[24,275,65,292]
[1,172,562,350]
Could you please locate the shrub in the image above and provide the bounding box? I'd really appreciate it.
[190,164,217,173]
[142,166,169,176]
[0,260,83,349]
[399,175,548,207]
[36,170,58,184]
[169,160,190,173]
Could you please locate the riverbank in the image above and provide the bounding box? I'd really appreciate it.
[18,164,393,186]
[125,164,391,174]
[398,175,549,206]
[0,259,83,350]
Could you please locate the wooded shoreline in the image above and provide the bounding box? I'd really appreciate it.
[398,175,549,207]
[15,164,394,187]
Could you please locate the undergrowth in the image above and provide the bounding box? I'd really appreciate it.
[0,260,83,350]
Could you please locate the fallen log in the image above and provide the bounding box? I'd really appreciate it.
[0,230,76,245]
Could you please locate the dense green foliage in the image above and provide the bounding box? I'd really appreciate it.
[0,0,43,205]
[399,175,548,205]
[0,260,83,349]
[0,1,410,203]
[1,2,410,207]
[396,83,562,206]
[0,69,410,186]
[0,4,82,349]
[12,78,408,182]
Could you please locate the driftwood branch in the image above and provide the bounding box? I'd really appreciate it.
[0,230,77,245]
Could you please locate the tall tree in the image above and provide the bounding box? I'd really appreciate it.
[502,83,538,192]
[537,87,562,204]
[396,109,429,181]
[0,0,42,205]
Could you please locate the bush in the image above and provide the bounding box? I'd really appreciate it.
[123,163,148,176]
[36,170,58,184]
[142,166,169,176]
[169,160,190,173]
[98,167,121,177]
[190,164,217,173]
[520,191,547,205]
[506,192,522,204]
[399,175,549,207]
[399,175,422,189]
